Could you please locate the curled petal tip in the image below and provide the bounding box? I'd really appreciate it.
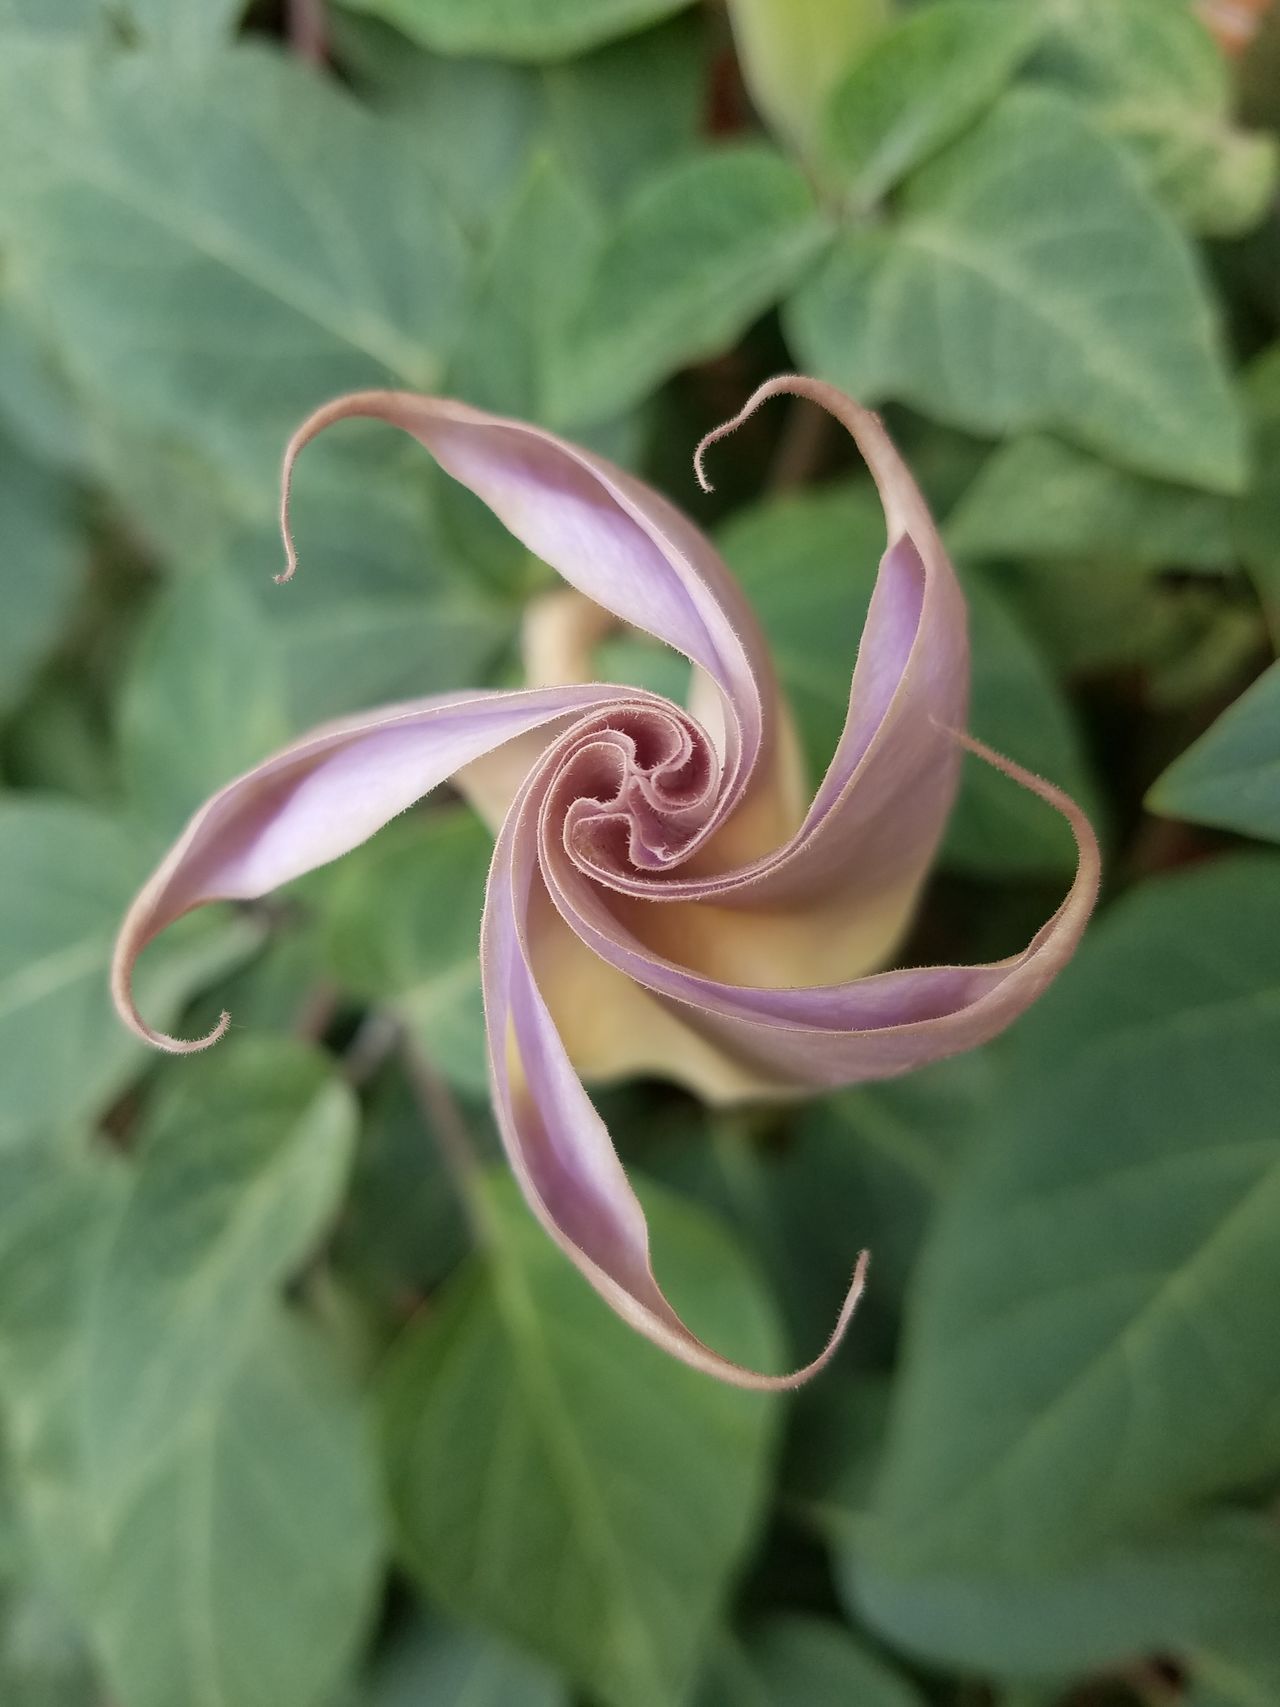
[159,1009,233,1054]
[766,1249,872,1390]
[949,727,1101,872]
[692,434,718,494]
[609,1236,869,1392]
[693,404,756,493]
[774,1246,870,1391]
[277,390,414,588]
[118,1000,233,1055]
[693,373,810,494]
[834,1247,872,1341]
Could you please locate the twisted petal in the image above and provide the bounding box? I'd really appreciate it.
[111,685,619,1050]
[113,378,1099,1388]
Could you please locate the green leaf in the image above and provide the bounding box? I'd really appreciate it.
[717,483,1099,876]
[1014,851,1280,1081]
[821,0,1042,208]
[118,572,292,843]
[1148,663,1280,844]
[87,1310,383,1707]
[786,88,1245,493]
[337,29,540,237]
[325,807,492,1096]
[540,11,707,209]
[239,455,510,728]
[698,1614,926,1707]
[0,1581,99,1707]
[92,409,510,729]
[0,797,259,1149]
[449,155,600,421]
[0,1141,121,1417]
[333,1066,472,1313]
[726,0,889,155]
[340,10,707,224]
[0,1469,19,1578]
[0,0,244,46]
[549,145,829,427]
[0,1111,381,1707]
[781,1367,892,1530]
[717,481,887,790]
[0,304,88,474]
[180,909,334,1045]
[1234,345,1280,636]
[361,1613,568,1707]
[331,0,694,60]
[0,43,467,488]
[0,430,83,716]
[346,42,704,423]
[945,574,1100,877]
[785,1056,991,1325]
[1191,1631,1280,1707]
[285,581,506,730]
[947,434,1233,570]
[81,1038,358,1490]
[0,0,99,35]
[380,1172,783,1707]
[869,854,1280,1574]
[116,0,246,60]
[636,1057,987,1373]
[0,1147,124,1632]
[849,1510,1280,1679]
[1025,0,1279,237]
[6,673,124,808]
[988,559,1247,682]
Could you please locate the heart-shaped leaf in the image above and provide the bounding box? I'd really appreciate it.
[380,1172,783,1707]
[788,90,1245,492]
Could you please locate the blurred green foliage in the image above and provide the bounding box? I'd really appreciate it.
[0,1,1278,1704]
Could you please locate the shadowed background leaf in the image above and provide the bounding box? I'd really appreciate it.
[696,1613,926,1706]
[1148,660,1280,842]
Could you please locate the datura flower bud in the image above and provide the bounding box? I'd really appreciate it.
[113,376,1099,1389]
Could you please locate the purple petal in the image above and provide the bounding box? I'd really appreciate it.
[483,769,868,1388]
[112,686,616,1050]
[278,392,780,823]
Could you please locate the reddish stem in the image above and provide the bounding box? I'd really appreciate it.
[1198,0,1275,54]
[288,0,329,66]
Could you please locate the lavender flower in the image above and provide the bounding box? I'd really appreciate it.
[113,376,1099,1388]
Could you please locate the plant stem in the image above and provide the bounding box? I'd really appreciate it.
[400,1033,492,1244]
[340,1008,401,1087]
[288,0,329,65]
